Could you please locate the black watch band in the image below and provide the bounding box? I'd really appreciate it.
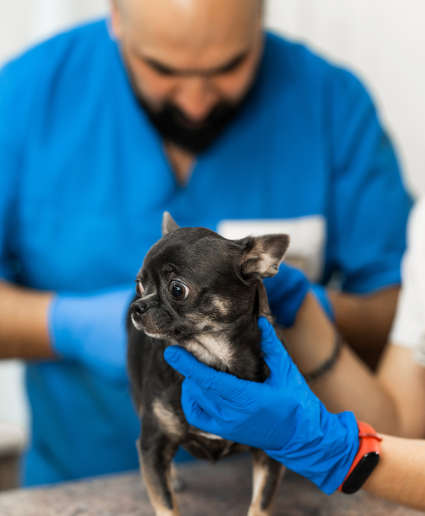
[341,452,380,494]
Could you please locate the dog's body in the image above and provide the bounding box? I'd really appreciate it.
[127,213,289,516]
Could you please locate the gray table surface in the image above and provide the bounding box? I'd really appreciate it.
[0,455,422,515]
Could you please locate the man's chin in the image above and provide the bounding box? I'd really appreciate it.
[145,116,227,154]
[136,94,244,154]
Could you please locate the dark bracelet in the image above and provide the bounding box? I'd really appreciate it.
[303,332,343,383]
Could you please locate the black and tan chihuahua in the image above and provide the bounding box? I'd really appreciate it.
[127,212,289,516]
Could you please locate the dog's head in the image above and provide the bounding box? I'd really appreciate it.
[130,212,289,366]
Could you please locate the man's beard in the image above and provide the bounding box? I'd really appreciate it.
[136,94,250,154]
[125,65,255,155]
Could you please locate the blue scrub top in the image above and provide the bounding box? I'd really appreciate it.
[0,19,411,485]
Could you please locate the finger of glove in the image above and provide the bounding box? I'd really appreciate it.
[182,379,221,413]
[258,317,290,380]
[181,381,222,434]
[263,264,309,328]
[182,379,245,426]
[164,346,246,398]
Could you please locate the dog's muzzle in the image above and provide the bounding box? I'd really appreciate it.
[130,295,168,337]
[130,298,151,331]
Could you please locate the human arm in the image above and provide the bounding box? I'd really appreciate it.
[308,283,399,369]
[0,279,134,381]
[327,286,400,369]
[0,281,53,360]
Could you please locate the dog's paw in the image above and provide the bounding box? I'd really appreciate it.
[247,509,272,516]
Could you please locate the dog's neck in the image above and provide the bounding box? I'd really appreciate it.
[185,329,235,370]
[182,280,271,381]
[182,315,267,382]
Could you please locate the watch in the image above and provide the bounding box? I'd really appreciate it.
[338,421,382,494]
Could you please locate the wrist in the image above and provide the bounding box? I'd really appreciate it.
[306,409,360,495]
[338,421,382,494]
[302,332,342,383]
[279,293,338,377]
[266,408,359,495]
[48,294,83,359]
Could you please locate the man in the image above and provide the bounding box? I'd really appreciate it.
[165,200,425,509]
[0,0,411,485]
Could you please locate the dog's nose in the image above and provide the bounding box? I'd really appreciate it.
[132,301,148,318]
[131,301,149,330]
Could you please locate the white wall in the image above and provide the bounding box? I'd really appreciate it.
[0,0,108,62]
[266,0,425,197]
[1,1,424,432]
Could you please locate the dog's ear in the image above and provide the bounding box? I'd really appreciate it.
[239,234,290,278]
[162,212,180,236]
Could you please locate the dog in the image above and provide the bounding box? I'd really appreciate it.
[127,212,290,516]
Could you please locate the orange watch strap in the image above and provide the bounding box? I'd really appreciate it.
[338,421,382,492]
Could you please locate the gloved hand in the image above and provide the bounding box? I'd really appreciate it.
[48,286,134,383]
[164,317,359,494]
[264,263,334,326]
[311,283,334,321]
[263,263,310,328]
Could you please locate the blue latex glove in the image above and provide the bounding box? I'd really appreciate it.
[264,263,334,326]
[48,286,134,383]
[263,263,310,328]
[164,317,359,494]
[311,283,335,321]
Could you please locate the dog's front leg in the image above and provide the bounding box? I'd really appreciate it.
[247,449,285,516]
[137,419,180,516]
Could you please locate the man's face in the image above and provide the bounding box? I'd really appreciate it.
[110,0,264,153]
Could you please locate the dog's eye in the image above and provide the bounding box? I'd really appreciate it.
[135,280,144,297]
[169,280,189,300]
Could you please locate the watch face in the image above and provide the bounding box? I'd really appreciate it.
[341,452,380,494]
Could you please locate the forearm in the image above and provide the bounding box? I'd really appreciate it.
[328,286,400,369]
[363,434,425,510]
[280,293,401,434]
[0,280,54,360]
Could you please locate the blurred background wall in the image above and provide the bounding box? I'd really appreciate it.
[0,0,424,436]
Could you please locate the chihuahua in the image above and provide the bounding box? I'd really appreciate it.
[127,212,290,516]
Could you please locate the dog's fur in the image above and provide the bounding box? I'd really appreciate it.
[127,213,289,516]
